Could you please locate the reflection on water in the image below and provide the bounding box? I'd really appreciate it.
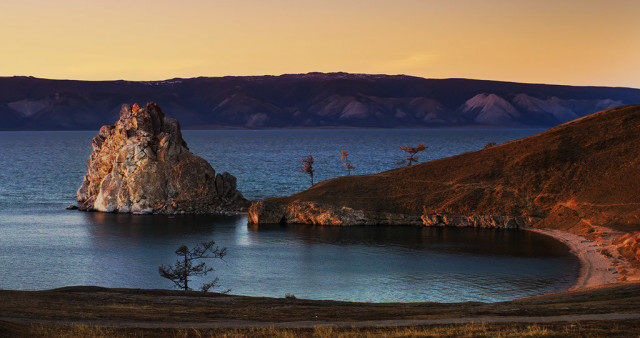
[34,212,579,303]
[0,193,579,303]
[251,223,569,257]
[85,212,242,238]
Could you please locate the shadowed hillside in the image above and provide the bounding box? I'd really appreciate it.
[1,73,639,130]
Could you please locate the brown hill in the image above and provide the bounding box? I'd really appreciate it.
[249,104,640,267]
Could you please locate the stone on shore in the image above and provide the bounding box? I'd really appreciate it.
[77,102,248,214]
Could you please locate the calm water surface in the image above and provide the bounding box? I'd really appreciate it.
[0,129,579,302]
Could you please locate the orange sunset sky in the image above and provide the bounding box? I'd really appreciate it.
[1,0,639,87]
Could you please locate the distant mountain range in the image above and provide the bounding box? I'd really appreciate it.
[1,72,639,130]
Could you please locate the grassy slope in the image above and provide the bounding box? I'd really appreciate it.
[1,284,640,336]
[272,104,640,233]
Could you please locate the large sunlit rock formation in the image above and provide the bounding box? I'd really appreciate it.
[77,102,248,214]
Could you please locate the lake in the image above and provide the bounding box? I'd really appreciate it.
[0,129,579,302]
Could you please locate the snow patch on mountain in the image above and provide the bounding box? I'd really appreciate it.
[246,113,268,128]
[595,99,625,112]
[8,99,50,117]
[339,101,370,119]
[309,95,352,117]
[513,94,579,123]
[460,93,521,125]
[409,97,450,123]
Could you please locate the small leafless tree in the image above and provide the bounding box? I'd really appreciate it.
[300,155,315,186]
[397,144,428,166]
[484,142,497,149]
[158,240,227,292]
[340,150,355,175]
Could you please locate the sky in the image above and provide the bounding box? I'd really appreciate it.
[1,0,639,87]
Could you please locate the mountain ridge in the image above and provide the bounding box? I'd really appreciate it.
[1,73,639,130]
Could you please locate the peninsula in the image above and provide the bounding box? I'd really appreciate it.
[249,104,640,286]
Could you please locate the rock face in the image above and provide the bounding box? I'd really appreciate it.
[420,214,539,229]
[77,102,248,214]
[248,200,533,228]
[248,200,423,226]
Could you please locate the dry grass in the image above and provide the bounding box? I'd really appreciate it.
[263,105,640,235]
[4,283,640,323]
[7,320,640,337]
[0,288,634,321]
[1,283,640,337]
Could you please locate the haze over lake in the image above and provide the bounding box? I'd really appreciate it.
[0,129,579,302]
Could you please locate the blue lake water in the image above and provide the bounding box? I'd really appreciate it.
[0,129,580,302]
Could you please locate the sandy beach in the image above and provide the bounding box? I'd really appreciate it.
[525,227,632,290]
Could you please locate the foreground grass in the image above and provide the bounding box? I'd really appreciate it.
[1,283,640,336]
[5,320,640,337]
[2,283,640,324]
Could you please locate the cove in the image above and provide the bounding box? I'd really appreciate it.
[0,129,578,303]
[0,211,579,303]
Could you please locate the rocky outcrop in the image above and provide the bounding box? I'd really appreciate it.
[618,233,640,269]
[77,102,248,214]
[421,214,539,229]
[247,200,532,228]
[248,200,422,226]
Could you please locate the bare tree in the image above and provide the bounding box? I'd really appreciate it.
[397,144,428,166]
[484,142,497,149]
[300,155,315,186]
[340,150,355,175]
[158,240,227,292]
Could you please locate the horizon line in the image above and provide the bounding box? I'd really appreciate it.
[2,72,639,90]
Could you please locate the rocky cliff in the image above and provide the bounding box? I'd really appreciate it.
[249,104,640,231]
[77,102,248,214]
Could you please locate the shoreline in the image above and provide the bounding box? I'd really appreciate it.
[524,227,619,290]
